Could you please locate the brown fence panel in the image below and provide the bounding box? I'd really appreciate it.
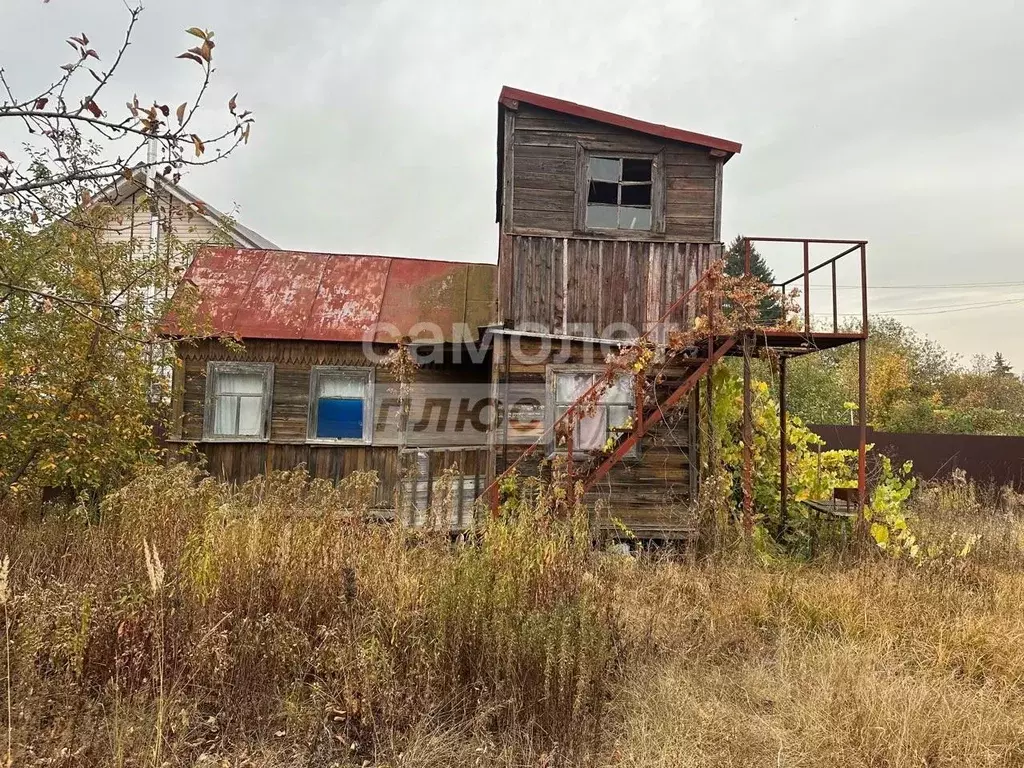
[808,425,1024,490]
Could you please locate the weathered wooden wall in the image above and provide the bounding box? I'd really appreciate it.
[505,102,722,241]
[172,339,490,507]
[491,336,697,537]
[499,235,718,334]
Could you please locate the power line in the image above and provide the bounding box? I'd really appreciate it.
[831,297,1024,318]
[806,280,1024,291]
[888,298,1024,316]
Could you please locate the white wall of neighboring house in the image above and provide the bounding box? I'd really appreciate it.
[103,186,228,279]
[97,178,277,306]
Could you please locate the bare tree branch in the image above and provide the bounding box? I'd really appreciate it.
[0,8,253,219]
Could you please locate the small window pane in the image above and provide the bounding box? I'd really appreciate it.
[620,183,652,207]
[313,371,368,440]
[217,372,263,395]
[619,207,652,230]
[586,204,618,229]
[621,158,652,182]
[237,396,264,435]
[587,180,617,205]
[211,367,267,438]
[577,411,607,450]
[317,398,363,439]
[215,395,239,434]
[556,372,592,403]
[608,405,631,432]
[318,374,365,398]
[588,157,620,183]
[605,375,633,404]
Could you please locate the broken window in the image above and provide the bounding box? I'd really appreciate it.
[585,155,654,231]
[308,367,373,442]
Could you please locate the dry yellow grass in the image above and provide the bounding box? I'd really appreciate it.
[604,558,1024,767]
[3,467,1024,767]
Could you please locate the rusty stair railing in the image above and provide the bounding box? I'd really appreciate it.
[579,333,737,494]
[484,263,721,511]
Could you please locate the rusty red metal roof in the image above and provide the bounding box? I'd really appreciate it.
[499,86,742,156]
[162,248,495,343]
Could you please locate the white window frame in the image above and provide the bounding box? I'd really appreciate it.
[546,366,638,458]
[307,366,374,445]
[203,361,274,442]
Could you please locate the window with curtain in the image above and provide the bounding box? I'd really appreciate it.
[308,367,372,442]
[552,371,634,453]
[206,363,272,439]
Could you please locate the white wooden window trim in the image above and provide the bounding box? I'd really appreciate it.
[306,366,374,445]
[203,361,274,442]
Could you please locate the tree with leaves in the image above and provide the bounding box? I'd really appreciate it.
[722,235,783,324]
[991,352,1013,378]
[0,6,253,228]
[0,199,206,502]
[0,6,249,503]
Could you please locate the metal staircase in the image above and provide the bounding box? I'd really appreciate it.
[485,262,727,510]
[579,333,736,494]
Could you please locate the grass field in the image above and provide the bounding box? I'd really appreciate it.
[2,465,1023,767]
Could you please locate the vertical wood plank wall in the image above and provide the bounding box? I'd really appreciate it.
[173,339,489,512]
[507,103,722,241]
[501,236,719,335]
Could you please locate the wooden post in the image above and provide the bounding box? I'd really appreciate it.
[565,424,575,509]
[705,372,714,477]
[742,332,754,537]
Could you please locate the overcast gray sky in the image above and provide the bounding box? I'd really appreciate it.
[4,0,1023,366]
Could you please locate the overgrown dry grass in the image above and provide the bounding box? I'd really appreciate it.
[3,467,1024,766]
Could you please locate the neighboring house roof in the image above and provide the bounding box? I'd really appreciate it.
[156,178,279,250]
[496,86,743,221]
[101,169,279,250]
[161,247,496,344]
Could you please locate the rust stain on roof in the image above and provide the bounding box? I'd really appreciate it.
[162,247,495,343]
[236,250,328,339]
[305,254,390,341]
[376,258,468,343]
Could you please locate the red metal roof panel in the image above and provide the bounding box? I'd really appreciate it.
[163,247,267,336]
[376,258,470,343]
[162,247,495,344]
[233,250,328,339]
[303,254,391,341]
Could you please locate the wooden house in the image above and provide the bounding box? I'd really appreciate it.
[100,170,278,256]
[163,247,495,525]
[164,86,871,537]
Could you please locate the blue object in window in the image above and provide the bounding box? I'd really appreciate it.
[317,398,363,439]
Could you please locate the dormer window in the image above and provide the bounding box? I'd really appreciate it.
[578,151,663,233]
